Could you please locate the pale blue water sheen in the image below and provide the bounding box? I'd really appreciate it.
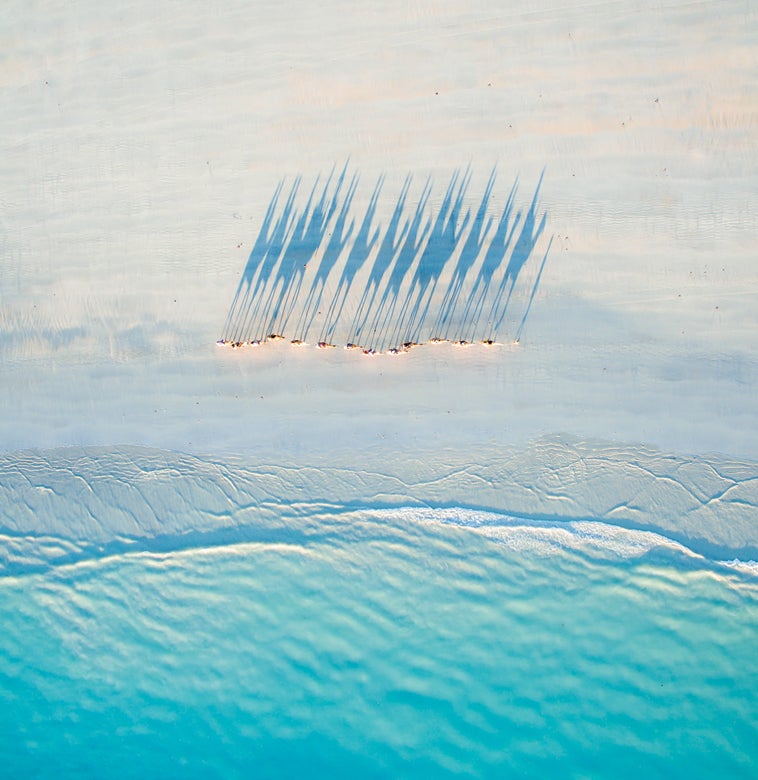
[1,506,756,778]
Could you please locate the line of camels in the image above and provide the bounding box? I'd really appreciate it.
[220,165,551,355]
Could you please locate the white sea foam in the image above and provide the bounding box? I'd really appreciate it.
[370,506,703,561]
[1,442,756,576]
[719,559,758,576]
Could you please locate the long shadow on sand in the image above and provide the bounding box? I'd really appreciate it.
[221,165,552,353]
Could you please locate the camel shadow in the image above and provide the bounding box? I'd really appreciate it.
[220,165,552,351]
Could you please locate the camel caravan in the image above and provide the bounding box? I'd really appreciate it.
[219,166,550,356]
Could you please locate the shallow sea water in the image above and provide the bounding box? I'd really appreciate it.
[1,508,756,778]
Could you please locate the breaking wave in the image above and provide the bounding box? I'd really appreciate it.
[1,438,757,579]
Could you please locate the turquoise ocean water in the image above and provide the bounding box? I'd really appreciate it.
[1,505,756,778]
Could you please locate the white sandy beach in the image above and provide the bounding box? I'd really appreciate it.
[2,0,756,461]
